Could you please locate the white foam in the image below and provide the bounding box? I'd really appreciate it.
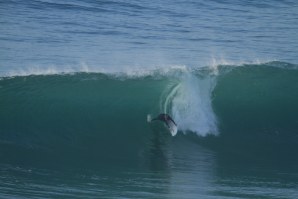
[0,63,189,79]
[2,65,83,77]
[0,57,280,78]
[167,72,218,136]
[147,114,152,122]
[207,56,276,71]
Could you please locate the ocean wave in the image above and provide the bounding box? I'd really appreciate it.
[1,62,298,165]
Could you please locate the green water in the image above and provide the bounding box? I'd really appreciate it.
[1,63,298,198]
[1,136,297,199]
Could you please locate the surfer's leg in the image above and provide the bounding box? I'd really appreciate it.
[165,122,170,129]
[169,118,177,126]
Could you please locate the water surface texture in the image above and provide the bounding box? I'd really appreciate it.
[1,0,298,198]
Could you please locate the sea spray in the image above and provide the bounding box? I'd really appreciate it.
[167,72,218,136]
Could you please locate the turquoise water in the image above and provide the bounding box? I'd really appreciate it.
[1,64,298,198]
[1,0,298,198]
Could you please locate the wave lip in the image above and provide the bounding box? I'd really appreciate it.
[0,64,190,79]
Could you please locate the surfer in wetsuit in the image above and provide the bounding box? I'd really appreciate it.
[151,113,177,128]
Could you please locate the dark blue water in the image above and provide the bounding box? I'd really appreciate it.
[1,0,298,73]
[1,0,298,198]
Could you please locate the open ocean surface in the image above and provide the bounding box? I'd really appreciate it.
[1,0,298,198]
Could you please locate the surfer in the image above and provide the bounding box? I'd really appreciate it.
[151,113,177,129]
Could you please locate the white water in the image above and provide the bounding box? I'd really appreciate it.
[169,72,218,136]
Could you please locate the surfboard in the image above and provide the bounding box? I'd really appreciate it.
[147,114,178,136]
[167,120,178,136]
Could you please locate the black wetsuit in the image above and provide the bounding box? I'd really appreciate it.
[151,113,177,128]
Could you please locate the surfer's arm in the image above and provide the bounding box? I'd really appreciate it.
[151,118,158,122]
[165,122,170,128]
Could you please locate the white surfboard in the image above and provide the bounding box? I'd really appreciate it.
[167,120,178,136]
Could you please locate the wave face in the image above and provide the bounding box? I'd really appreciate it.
[210,62,298,156]
[214,63,298,136]
[1,62,298,166]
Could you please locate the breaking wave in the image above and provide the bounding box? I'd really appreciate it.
[1,61,298,166]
